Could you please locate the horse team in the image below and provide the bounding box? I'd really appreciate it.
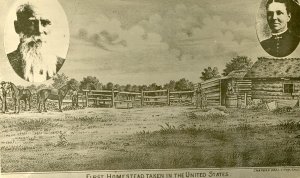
[0,81,76,113]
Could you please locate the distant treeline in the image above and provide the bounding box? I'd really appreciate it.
[19,73,195,93]
[18,55,253,93]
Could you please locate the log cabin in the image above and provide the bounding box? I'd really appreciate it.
[244,57,300,105]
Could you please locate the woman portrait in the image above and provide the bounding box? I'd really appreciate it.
[257,0,300,57]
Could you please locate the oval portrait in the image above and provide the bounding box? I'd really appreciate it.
[256,0,300,57]
[4,0,69,83]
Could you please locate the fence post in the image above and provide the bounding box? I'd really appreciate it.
[111,89,115,108]
[141,90,144,107]
[85,91,88,107]
[167,89,170,106]
[127,94,129,109]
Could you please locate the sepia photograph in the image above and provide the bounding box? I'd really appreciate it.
[1,0,300,178]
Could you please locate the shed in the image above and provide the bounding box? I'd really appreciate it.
[200,69,251,108]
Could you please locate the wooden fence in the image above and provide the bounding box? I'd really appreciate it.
[141,90,169,106]
[3,89,196,110]
[115,91,141,109]
[169,91,194,105]
[82,89,195,108]
[82,90,117,107]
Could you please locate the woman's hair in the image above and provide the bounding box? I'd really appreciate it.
[266,0,291,14]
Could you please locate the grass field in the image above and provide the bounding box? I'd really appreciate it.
[1,105,300,172]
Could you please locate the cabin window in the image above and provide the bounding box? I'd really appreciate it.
[283,84,294,94]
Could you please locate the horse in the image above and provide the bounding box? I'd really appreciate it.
[37,83,75,112]
[0,81,9,113]
[6,82,32,113]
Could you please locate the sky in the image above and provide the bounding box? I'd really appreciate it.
[0,0,300,86]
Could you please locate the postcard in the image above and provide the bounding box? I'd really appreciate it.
[1,0,300,178]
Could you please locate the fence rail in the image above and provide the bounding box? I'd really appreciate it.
[81,89,196,109]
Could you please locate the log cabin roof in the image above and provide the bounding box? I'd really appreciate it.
[226,70,248,79]
[245,58,300,78]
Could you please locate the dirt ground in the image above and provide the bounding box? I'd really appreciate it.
[1,106,300,172]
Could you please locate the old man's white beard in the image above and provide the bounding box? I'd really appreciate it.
[20,36,57,82]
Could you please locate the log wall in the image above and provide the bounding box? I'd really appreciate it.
[251,79,300,101]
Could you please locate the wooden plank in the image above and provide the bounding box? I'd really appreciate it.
[202,82,220,89]
[252,91,283,96]
[206,98,220,101]
[206,102,221,106]
[201,78,220,85]
[238,86,252,89]
[85,92,88,107]
[170,91,194,94]
[114,100,134,103]
[207,98,221,101]
[202,84,220,90]
[236,81,252,84]
[252,83,283,88]
[88,98,111,101]
[252,95,293,100]
[82,89,118,93]
[144,101,167,103]
[206,93,220,97]
[118,91,141,95]
[203,88,220,94]
[237,79,251,81]
[252,88,282,92]
[167,90,170,106]
[52,100,72,103]
[237,88,252,91]
[112,89,115,108]
[170,98,194,101]
[207,101,220,104]
[202,79,220,85]
[143,96,168,99]
[88,93,112,97]
[237,84,252,87]
[143,90,167,93]
[141,91,144,106]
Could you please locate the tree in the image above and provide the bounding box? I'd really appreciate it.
[105,82,114,90]
[68,78,80,90]
[95,83,103,90]
[175,78,193,91]
[163,80,176,91]
[52,73,69,89]
[131,85,139,92]
[114,84,121,91]
[223,56,253,76]
[200,67,220,81]
[118,85,126,91]
[139,85,148,91]
[80,76,99,90]
[148,83,162,91]
[124,84,132,92]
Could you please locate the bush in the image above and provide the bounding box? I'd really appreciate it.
[14,119,55,131]
[278,120,300,130]
[273,107,292,115]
